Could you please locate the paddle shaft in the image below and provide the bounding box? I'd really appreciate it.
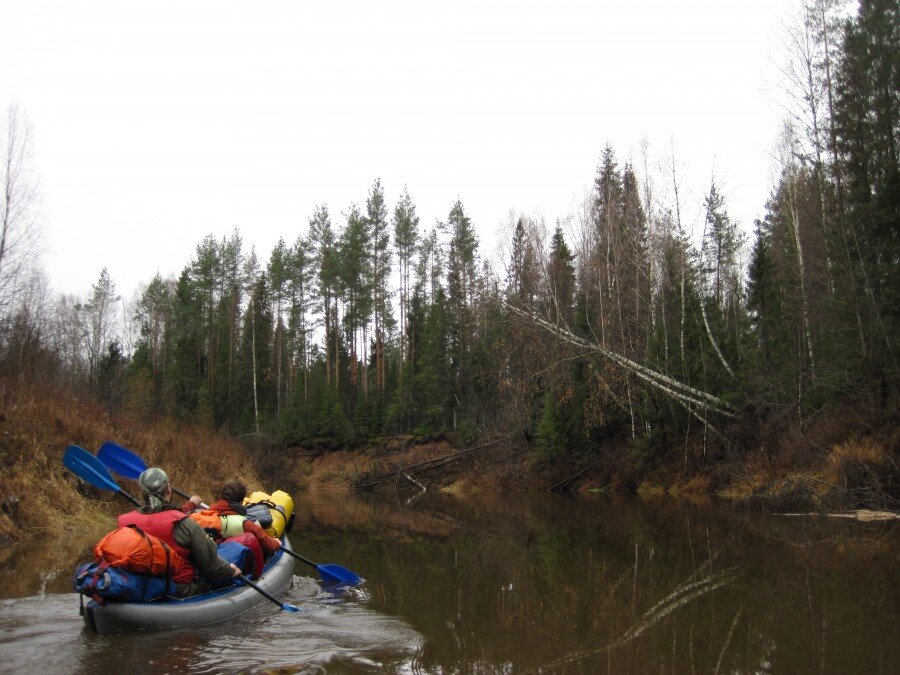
[281,548,317,568]
[171,486,208,509]
[118,489,143,507]
[237,573,298,612]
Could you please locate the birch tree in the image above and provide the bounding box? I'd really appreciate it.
[82,268,120,387]
[0,105,42,320]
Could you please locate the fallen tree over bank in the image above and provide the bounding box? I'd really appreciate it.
[354,436,510,489]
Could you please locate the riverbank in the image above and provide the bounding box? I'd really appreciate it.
[0,379,265,546]
[283,410,898,514]
[2,375,896,548]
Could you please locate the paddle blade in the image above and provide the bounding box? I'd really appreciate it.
[97,441,147,479]
[63,445,122,493]
[282,603,301,613]
[316,564,362,586]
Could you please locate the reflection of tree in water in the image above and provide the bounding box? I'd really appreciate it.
[544,559,743,671]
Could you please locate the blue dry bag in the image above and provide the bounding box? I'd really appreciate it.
[208,539,255,588]
[73,562,171,603]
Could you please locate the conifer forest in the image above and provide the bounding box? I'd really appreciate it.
[0,0,896,481]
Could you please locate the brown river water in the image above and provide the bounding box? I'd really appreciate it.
[0,490,897,673]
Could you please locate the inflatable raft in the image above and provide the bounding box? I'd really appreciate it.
[82,535,295,634]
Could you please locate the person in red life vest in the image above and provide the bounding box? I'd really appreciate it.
[185,479,281,579]
[118,467,241,597]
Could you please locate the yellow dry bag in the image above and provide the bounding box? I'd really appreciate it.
[244,490,295,538]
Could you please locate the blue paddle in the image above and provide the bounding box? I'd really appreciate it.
[96,440,363,587]
[97,441,205,506]
[284,550,362,586]
[63,445,142,506]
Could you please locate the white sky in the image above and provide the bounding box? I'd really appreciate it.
[1,0,795,300]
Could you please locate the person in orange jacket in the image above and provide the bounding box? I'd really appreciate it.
[186,480,281,578]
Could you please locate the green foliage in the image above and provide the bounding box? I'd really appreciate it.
[536,391,567,455]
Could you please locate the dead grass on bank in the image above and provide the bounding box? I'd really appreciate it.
[0,378,264,547]
[291,437,463,491]
[727,432,898,513]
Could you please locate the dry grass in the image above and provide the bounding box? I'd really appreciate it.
[109,420,267,503]
[825,437,892,475]
[636,481,666,497]
[676,474,714,495]
[0,377,264,546]
[727,433,898,512]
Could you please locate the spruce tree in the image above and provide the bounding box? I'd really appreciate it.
[547,224,575,325]
[444,200,478,419]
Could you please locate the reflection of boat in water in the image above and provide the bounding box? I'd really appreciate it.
[83,537,295,635]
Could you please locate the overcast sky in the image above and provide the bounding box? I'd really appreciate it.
[1,1,796,300]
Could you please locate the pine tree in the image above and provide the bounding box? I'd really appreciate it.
[366,179,392,392]
[268,237,290,415]
[216,231,244,425]
[190,235,221,409]
[339,203,372,401]
[393,187,419,374]
[746,217,789,393]
[505,218,538,303]
[131,273,173,410]
[309,204,339,389]
[833,0,899,388]
[287,233,316,408]
[699,181,743,383]
[166,268,202,419]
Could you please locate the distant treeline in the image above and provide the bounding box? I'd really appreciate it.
[0,0,895,458]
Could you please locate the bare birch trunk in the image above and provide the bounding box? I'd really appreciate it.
[251,295,259,435]
[787,171,817,379]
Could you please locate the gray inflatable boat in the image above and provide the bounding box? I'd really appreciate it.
[83,537,296,634]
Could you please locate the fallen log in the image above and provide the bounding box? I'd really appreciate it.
[546,463,593,494]
[355,436,509,489]
[776,509,900,521]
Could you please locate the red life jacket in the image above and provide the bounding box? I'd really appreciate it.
[117,510,195,584]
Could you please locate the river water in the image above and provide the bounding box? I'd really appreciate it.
[0,490,897,673]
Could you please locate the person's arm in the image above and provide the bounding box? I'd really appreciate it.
[242,518,281,554]
[173,518,239,580]
[179,496,204,513]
